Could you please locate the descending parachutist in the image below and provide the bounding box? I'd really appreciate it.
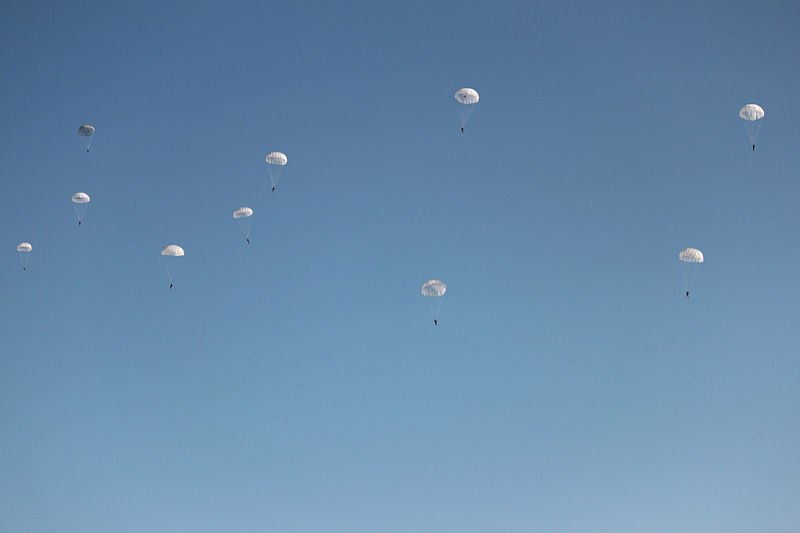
[160,245,183,289]
[461,127,464,133]
[422,279,446,327]
[272,187,276,192]
[686,291,690,298]
[78,221,81,226]
[23,267,26,271]
[233,208,254,244]
[739,104,764,152]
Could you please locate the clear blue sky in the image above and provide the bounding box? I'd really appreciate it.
[2,1,799,532]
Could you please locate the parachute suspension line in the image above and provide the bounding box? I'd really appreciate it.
[744,120,762,149]
[427,298,443,322]
[73,204,87,225]
[239,218,253,243]
[682,269,699,298]
[457,105,475,130]
[78,135,93,152]
[682,268,693,293]
[262,168,281,193]
[268,167,283,191]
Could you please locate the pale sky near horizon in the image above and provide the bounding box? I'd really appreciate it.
[1,2,799,532]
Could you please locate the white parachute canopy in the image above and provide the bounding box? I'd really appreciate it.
[421,279,447,297]
[71,192,91,225]
[71,192,90,204]
[679,248,704,263]
[161,244,185,288]
[679,248,703,295]
[455,88,480,105]
[739,104,764,122]
[78,124,95,152]
[17,241,32,270]
[233,207,254,243]
[265,151,288,192]
[161,244,184,257]
[421,279,447,324]
[233,207,253,219]
[265,152,288,166]
[739,104,764,150]
[454,88,479,131]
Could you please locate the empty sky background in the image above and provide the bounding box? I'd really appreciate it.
[1,1,799,532]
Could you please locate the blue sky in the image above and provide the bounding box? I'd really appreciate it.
[1,1,799,532]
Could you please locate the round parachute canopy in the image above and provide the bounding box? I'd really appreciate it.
[17,242,32,253]
[78,124,95,136]
[161,244,185,257]
[266,152,288,166]
[679,248,704,263]
[71,192,91,204]
[454,88,479,105]
[233,207,253,219]
[421,279,447,297]
[739,104,764,122]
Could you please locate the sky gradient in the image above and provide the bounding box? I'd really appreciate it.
[1,2,800,532]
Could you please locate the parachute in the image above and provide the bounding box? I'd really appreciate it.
[78,124,95,152]
[17,241,32,270]
[233,207,253,219]
[161,244,185,289]
[265,151,288,192]
[679,248,703,297]
[265,152,288,166]
[71,192,91,225]
[421,279,447,324]
[679,248,704,263]
[421,279,447,297]
[739,104,764,150]
[455,88,479,105]
[739,104,764,122]
[233,207,254,243]
[161,244,184,257]
[454,88,479,132]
